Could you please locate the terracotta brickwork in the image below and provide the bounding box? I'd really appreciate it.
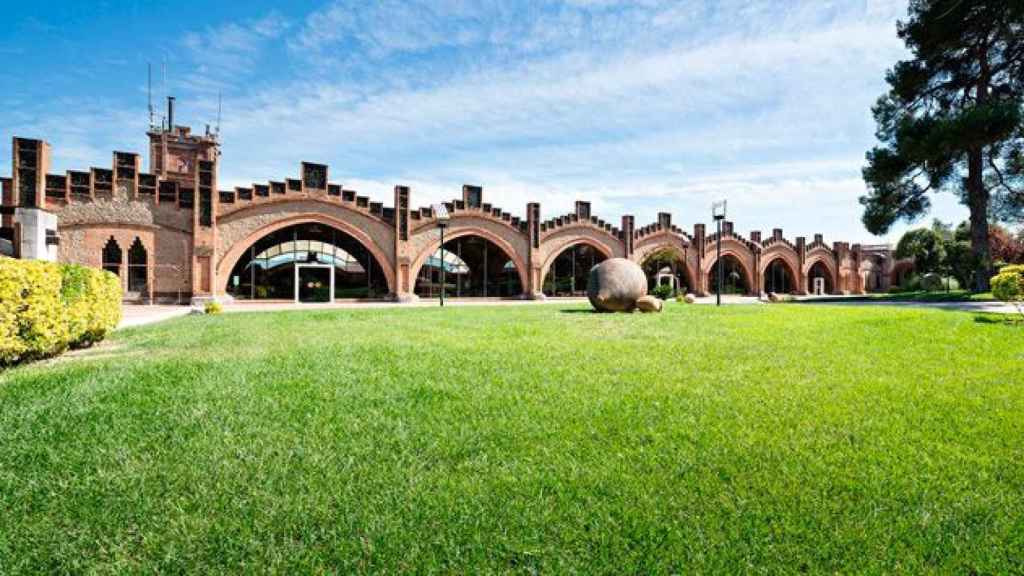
[4,126,894,302]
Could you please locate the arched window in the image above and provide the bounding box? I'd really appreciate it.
[807,261,834,295]
[641,248,689,295]
[415,235,523,298]
[763,258,796,294]
[708,255,749,295]
[227,223,389,301]
[102,237,122,278]
[127,237,148,293]
[543,243,607,297]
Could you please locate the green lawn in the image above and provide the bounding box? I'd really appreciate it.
[1,303,1022,573]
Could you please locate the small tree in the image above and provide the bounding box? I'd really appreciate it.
[942,239,976,290]
[989,223,1024,265]
[896,228,945,275]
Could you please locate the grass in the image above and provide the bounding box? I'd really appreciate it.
[1,303,1022,573]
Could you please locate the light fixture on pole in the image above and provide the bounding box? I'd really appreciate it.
[711,200,727,307]
[433,203,451,307]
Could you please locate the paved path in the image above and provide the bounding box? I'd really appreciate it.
[118,305,194,329]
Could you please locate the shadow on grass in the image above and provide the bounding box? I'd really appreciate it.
[973,314,1023,325]
[559,309,599,314]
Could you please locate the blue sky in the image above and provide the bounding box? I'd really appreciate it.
[0,0,971,242]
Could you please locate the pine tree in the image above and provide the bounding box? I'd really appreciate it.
[861,0,1023,291]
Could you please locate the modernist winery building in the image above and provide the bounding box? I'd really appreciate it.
[1,109,898,304]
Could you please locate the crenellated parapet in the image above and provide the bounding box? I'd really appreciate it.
[218,161,397,229]
[409,185,527,236]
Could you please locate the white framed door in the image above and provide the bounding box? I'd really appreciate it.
[295,263,334,303]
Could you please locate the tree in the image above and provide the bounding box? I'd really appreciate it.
[895,227,945,273]
[988,223,1024,264]
[861,1,1024,291]
[943,239,976,290]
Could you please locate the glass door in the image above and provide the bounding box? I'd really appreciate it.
[296,265,333,303]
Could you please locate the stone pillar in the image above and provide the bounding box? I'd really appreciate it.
[394,185,417,302]
[753,246,762,297]
[190,157,219,302]
[833,242,847,294]
[527,202,543,299]
[621,215,634,259]
[852,243,864,295]
[693,223,706,296]
[795,236,807,295]
[750,231,762,244]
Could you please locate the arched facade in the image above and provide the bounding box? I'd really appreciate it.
[633,231,697,294]
[759,241,801,295]
[701,238,756,296]
[13,128,883,303]
[216,204,396,296]
[408,216,530,298]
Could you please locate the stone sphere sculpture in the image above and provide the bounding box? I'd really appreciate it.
[587,258,647,312]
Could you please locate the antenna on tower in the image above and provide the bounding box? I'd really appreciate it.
[161,58,168,131]
[147,63,154,129]
[216,92,222,137]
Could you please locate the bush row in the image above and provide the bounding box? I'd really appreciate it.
[0,258,121,365]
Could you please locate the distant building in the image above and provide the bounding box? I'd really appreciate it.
[2,103,897,303]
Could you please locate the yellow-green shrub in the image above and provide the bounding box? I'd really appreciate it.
[61,264,122,347]
[991,264,1024,319]
[0,259,68,363]
[0,258,122,365]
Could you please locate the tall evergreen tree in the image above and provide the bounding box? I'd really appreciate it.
[861,0,1024,290]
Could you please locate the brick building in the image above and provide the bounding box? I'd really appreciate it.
[2,112,896,304]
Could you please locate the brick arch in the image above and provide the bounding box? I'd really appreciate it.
[408,223,530,295]
[539,225,623,264]
[215,213,396,295]
[633,241,697,293]
[803,250,837,293]
[701,239,756,295]
[759,245,801,293]
[538,237,615,286]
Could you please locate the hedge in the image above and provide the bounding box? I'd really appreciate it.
[0,258,122,365]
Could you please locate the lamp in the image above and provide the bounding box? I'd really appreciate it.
[711,200,727,307]
[433,203,451,307]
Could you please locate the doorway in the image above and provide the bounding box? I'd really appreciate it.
[295,264,333,303]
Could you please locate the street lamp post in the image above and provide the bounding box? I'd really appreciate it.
[433,203,451,307]
[712,200,727,307]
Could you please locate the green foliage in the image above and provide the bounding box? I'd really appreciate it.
[650,283,674,300]
[919,272,944,292]
[0,259,121,365]
[204,301,223,315]
[895,227,945,273]
[941,238,977,290]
